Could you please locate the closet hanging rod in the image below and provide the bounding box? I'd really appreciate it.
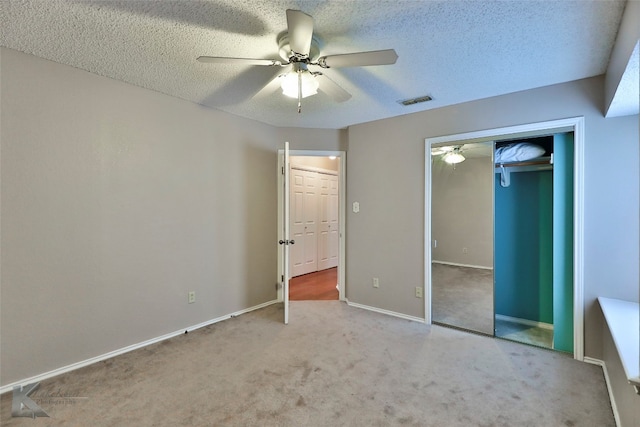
[494,155,553,173]
[495,156,552,187]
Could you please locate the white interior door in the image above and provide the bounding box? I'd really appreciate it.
[327,174,339,269]
[280,142,291,324]
[317,174,331,271]
[317,173,339,270]
[290,169,306,277]
[302,171,318,274]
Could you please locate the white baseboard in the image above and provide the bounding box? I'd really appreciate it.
[346,300,425,323]
[495,314,554,330]
[0,299,279,395]
[432,260,493,270]
[584,357,620,427]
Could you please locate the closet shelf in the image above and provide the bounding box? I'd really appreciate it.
[495,156,553,174]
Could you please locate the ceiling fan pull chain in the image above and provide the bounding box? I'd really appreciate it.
[297,70,302,113]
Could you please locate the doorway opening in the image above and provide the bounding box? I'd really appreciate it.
[425,117,585,361]
[290,268,339,300]
[289,155,340,300]
[277,150,347,307]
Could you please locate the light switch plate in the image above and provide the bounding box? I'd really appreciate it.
[352,202,360,213]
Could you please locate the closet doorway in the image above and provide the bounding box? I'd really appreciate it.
[277,150,346,305]
[425,117,585,361]
[493,133,574,352]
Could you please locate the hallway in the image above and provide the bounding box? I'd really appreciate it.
[289,268,338,300]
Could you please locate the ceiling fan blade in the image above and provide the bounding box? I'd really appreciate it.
[318,49,398,68]
[253,65,293,98]
[316,74,352,103]
[286,9,314,56]
[431,147,454,155]
[197,56,283,67]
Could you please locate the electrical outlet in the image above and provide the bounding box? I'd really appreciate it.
[462,247,468,254]
[415,287,423,298]
[188,291,196,304]
[373,277,379,288]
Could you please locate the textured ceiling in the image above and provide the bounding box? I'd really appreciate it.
[0,0,627,129]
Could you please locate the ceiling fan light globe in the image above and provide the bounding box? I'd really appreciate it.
[281,71,319,99]
[443,152,466,164]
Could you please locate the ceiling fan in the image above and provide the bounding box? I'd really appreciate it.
[197,9,398,113]
[432,145,466,164]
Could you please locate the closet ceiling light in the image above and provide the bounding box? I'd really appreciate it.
[443,151,465,164]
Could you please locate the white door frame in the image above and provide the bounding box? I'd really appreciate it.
[277,150,347,302]
[424,117,585,361]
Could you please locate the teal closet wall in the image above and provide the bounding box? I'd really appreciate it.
[553,133,574,353]
[494,171,553,323]
[493,132,574,354]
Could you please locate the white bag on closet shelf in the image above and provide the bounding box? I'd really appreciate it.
[495,143,545,164]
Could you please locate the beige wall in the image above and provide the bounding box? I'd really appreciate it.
[432,155,494,268]
[347,76,639,358]
[2,45,638,387]
[0,48,337,386]
[276,127,348,152]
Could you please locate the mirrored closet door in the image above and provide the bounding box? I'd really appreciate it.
[430,142,494,335]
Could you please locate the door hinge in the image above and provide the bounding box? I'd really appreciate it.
[281,275,284,282]
[281,166,285,175]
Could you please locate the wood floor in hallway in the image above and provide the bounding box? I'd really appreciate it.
[289,267,338,300]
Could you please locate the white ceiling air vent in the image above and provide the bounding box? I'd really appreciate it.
[398,95,433,106]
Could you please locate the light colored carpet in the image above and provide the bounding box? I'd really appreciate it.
[431,263,494,335]
[1,301,614,426]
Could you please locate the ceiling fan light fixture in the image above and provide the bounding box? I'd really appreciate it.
[281,71,319,99]
[443,151,465,164]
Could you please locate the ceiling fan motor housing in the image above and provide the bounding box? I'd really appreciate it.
[278,33,321,63]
